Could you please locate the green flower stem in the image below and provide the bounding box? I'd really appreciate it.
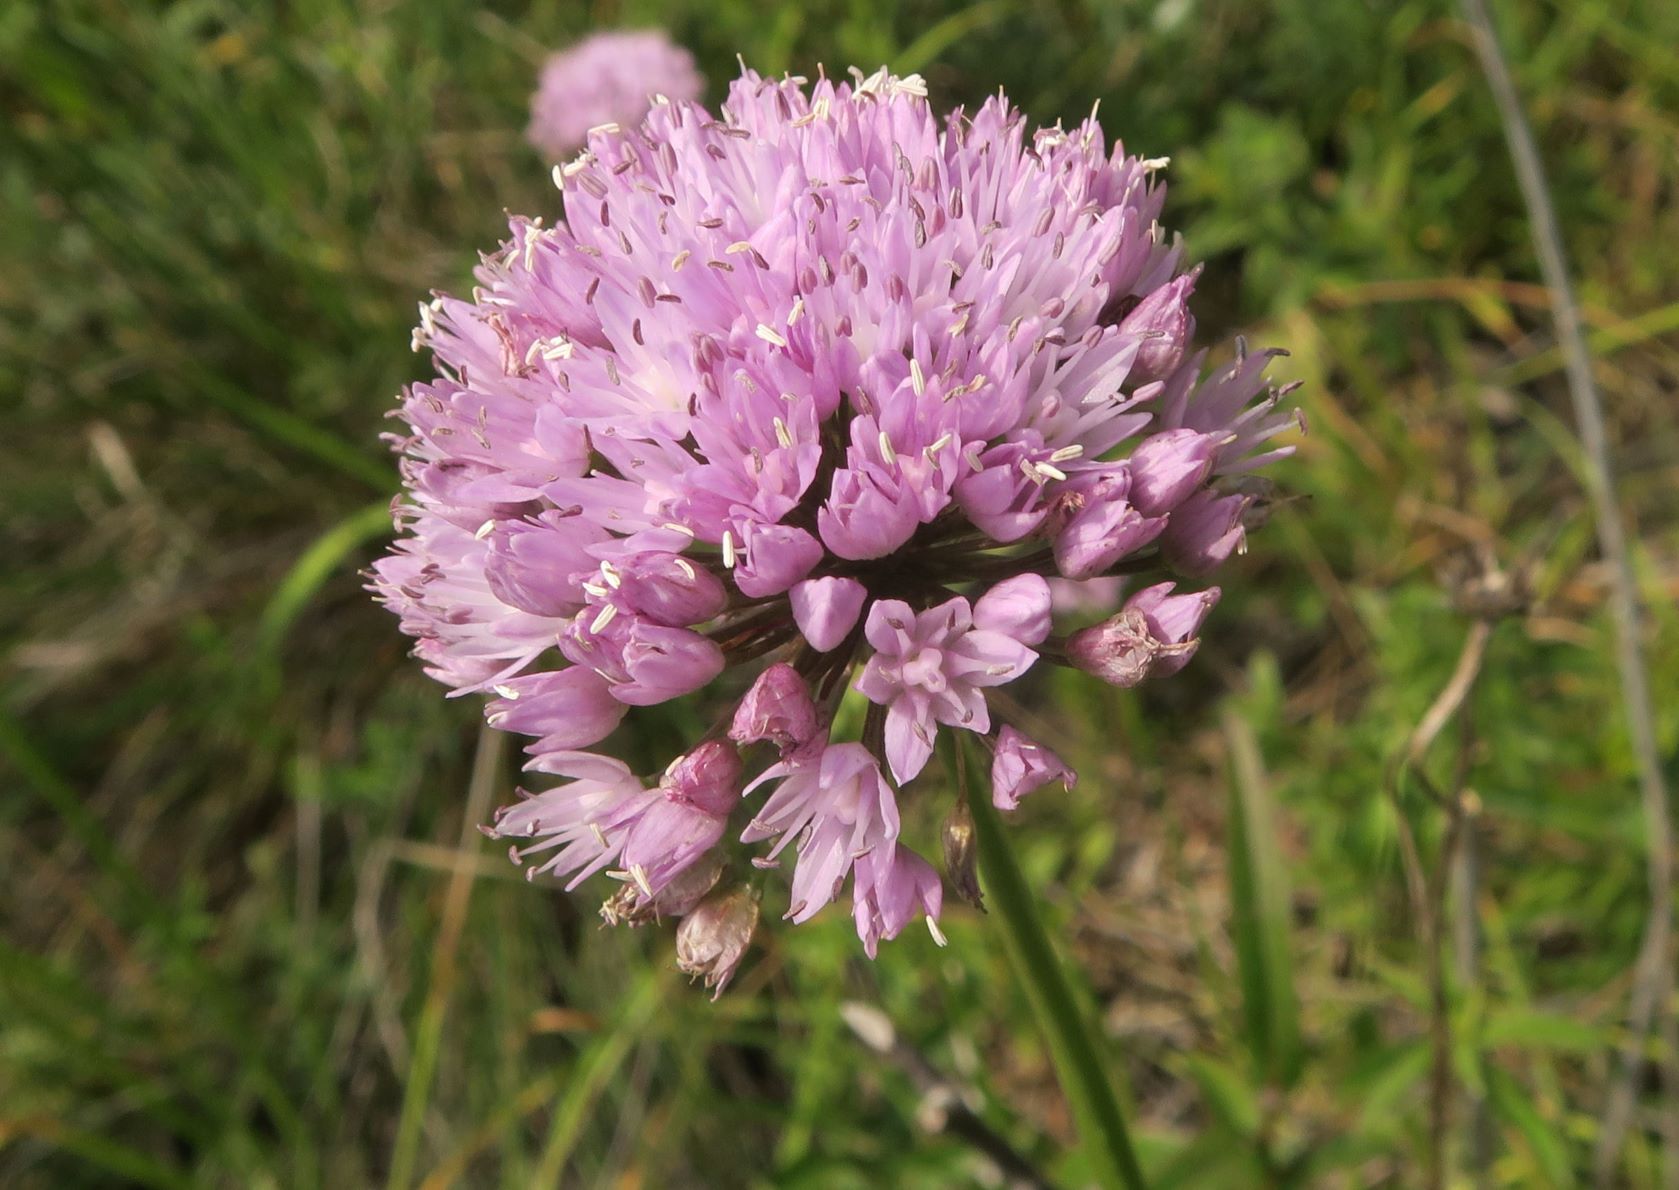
[967,779,1148,1190]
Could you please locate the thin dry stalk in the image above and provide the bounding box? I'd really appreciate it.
[840,1001,1056,1190]
[1454,0,1676,1181]
[1385,600,1498,1190]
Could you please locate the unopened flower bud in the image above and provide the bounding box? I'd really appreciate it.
[1053,473,1168,580]
[612,551,728,626]
[1066,583,1220,686]
[1118,273,1196,386]
[661,739,741,816]
[1160,489,1249,576]
[1127,429,1218,517]
[676,885,760,998]
[790,575,868,652]
[941,797,985,910]
[729,662,821,756]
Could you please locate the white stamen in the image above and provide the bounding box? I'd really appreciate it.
[589,823,609,847]
[878,430,896,465]
[726,241,755,255]
[551,164,565,191]
[662,521,696,537]
[493,684,520,700]
[1140,155,1171,173]
[587,122,621,137]
[928,432,953,455]
[721,530,736,569]
[673,558,696,580]
[755,323,788,348]
[599,562,622,589]
[590,603,619,634]
[1048,444,1084,463]
[787,296,805,325]
[909,358,926,396]
[773,417,793,448]
[474,519,495,540]
[926,918,948,947]
[671,249,691,271]
[1037,462,1068,482]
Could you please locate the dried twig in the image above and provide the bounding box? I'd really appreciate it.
[840,1001,1057,1190]
[386,725,506,1190]
[1454,0,1677,1181]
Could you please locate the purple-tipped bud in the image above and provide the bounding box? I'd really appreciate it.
[611,552,727,626]
[818,468,922,560]
[973,573,1053,646]
[1127,429,1219,517]
[941,797,984,910]
[1160,489,1249,576]
[1053,473,1168,581]
[729,662,821,756]
[562,612,725,706]
[676,885,760,998]
[613,744,740,894]
[1066,582,1220,686]
[1119,273,1196,386]
[485,667,628,754]
[790,576,868,652]
[990,724,1077,809]
[661,740,742,816]
[732,522,823,597]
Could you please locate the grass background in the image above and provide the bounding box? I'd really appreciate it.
[3,0,1677,1185]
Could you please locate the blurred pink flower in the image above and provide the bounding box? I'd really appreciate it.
[527,30,703,159]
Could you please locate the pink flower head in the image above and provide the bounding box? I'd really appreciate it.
[375,63,1298,973]
[527,31,704,160]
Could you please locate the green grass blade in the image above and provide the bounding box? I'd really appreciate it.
[967,758,1148,1190]
[1221,707,1303,1090]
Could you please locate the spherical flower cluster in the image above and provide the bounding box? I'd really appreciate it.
[527,30,704,160]
[375,64,1299,980]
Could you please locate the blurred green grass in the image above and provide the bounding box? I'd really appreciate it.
[3,0,1677,1185]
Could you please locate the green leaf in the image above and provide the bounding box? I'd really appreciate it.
[1486,1067,1576,1188]
[1183,1054,1262,1138]
[1481,1010,1612,1055]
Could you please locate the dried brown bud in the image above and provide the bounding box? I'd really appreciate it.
[600,854,724,927]
[941,797,985,911]
[675,885,759,998]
